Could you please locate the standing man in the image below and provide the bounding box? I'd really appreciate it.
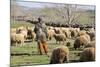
[34,17,48,55]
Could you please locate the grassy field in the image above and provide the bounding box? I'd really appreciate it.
[10,20,34,28]
[10,20,93,67]
[10,37,83,67]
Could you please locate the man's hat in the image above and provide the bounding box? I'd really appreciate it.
[38,17,42,22]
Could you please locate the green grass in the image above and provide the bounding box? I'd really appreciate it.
[10,38,82,67]
[10,20,34,28]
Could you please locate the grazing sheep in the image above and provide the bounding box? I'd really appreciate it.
[47,29,55,40]
[70,28,80,38]
[27,29,36,41]
[61,27,71,38]
[20,30,27,39]
[85,41,95,48]
[17,26,25,31]
[53,33,66,44]
[70,29,78,38]
[80,47,95,62]
[11,33,25,46]
[50,46,69,64]
[86,31,95,41]
[53,27,62,34]
[74,34,90,50]
[16,27,28,39]
[78,30,86,36]
[85,28,95,32]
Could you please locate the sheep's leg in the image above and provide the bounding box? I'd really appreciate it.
[59,55,65,63]
[15,41,17,47]
[20,40,24,47]
[20,41,23,47]
[63,56,68,63]
[56,40,57,44]
[63,40,65,45]
[59,41,61,45]
[66,55,69,63]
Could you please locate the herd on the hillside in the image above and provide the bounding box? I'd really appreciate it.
[11,24,95,64]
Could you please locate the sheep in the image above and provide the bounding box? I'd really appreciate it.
[80,47,95,62]
[74,34,90,50]
[78,30,86,36]
[16,27,28,39]
[70,29,78,38]
[17,26,25,31]
[85,41,95,48]
[27,29,36,41]
[47,29,55,40]
[61,27,71,38]
[50,46,69,64]
[70,28,80,38]
[83,33,91,42]
[53,27,62,34]
[11,33,25,46]
[86,31,95,41]
[53,33,66,44]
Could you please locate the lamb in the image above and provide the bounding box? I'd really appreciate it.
[53,33,66,44]
[80,47,95,62]
[50,46,69,64]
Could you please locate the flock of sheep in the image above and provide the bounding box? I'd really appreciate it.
[11,25,95,64]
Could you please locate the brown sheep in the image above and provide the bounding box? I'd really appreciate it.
[86,31,95,41]
[27,29,36,41]
[80,47,95,62]
[74,34,90,50]
[70,28,80,38]
[50,46,69,64]
[53,33,66,44]
[70,30,78,38]
[85,41,95,48]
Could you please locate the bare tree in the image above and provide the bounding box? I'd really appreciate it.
[55,4,81,24]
